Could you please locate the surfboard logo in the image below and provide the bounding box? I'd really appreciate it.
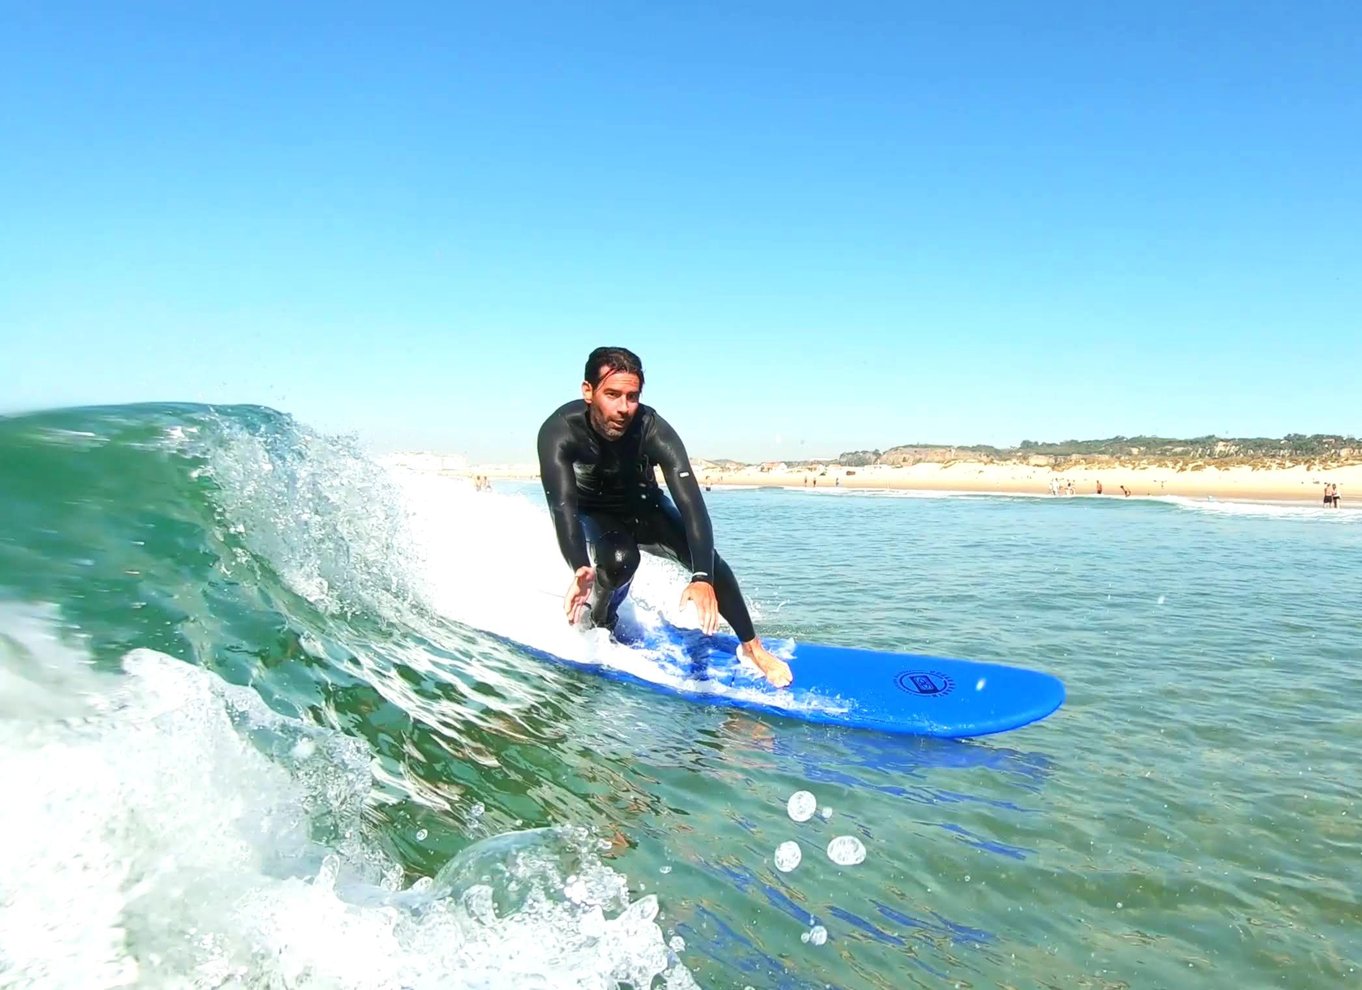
[895,670,955,697]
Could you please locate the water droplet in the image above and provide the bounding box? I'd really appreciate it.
[580,907,606,938]
[826,836,866,866]
[787,790,817,822]
[975,677,986,691]
[415,828,428,841]
[774,841,802,872]
[624,894,659,923]
[659,865,672,874]
[461,884,496,924]
[807,925,828,945]
[314,854,340,892]
[820,807,833,820]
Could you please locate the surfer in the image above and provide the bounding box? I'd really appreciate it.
[536,346,794,688]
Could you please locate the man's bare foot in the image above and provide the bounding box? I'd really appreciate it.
[739,639,793,688]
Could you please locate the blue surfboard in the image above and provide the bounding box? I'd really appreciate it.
[503,615,1064,739]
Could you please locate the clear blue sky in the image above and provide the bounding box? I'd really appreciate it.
[2,2,1358,462]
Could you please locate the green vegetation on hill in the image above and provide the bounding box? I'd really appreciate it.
[1014,434,1359,458]
[694,435,1360,471]
[833,434,1362,469]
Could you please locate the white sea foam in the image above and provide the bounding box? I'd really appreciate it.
[0,603,696,990]
[1163,494,1361,522]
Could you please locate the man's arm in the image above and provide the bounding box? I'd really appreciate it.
[648,414,715,582]
[536,413,591,572]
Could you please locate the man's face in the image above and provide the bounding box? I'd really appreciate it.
[582,368,642,441]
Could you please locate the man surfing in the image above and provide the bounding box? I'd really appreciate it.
[536,346,793,687]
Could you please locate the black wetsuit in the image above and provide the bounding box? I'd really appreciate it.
[536,400,756,641]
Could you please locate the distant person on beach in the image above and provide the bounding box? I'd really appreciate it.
[536,346,792,687]
[1096,480,1103,495]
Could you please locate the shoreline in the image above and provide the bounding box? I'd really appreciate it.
[419,458,1356,507]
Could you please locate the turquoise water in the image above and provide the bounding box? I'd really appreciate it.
[1,403,1359,988]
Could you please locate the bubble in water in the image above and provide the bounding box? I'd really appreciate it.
[469,801,485,818]
[975,677,986,691]
[415,828,428,841]
[659,865,672,875]
[786,790,816,822]
[820,807,833,820]
[1158,595,1167,605]
[669,935,685,952]
[826,836,866,866]
[807,925,828,946]
[774,841,802,872]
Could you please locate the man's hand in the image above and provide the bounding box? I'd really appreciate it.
[564,566,594,624]
[680,581,719,635]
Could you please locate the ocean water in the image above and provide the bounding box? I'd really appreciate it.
[1,403,1359,990]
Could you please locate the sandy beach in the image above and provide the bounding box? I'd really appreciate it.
[419,456,1358,505]
[689,460,1360,504]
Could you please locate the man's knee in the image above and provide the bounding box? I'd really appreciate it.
[593,531,640,587]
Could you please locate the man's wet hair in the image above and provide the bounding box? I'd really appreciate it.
[585,346,645,388]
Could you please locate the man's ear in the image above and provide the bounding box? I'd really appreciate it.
[581,381,593,403]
